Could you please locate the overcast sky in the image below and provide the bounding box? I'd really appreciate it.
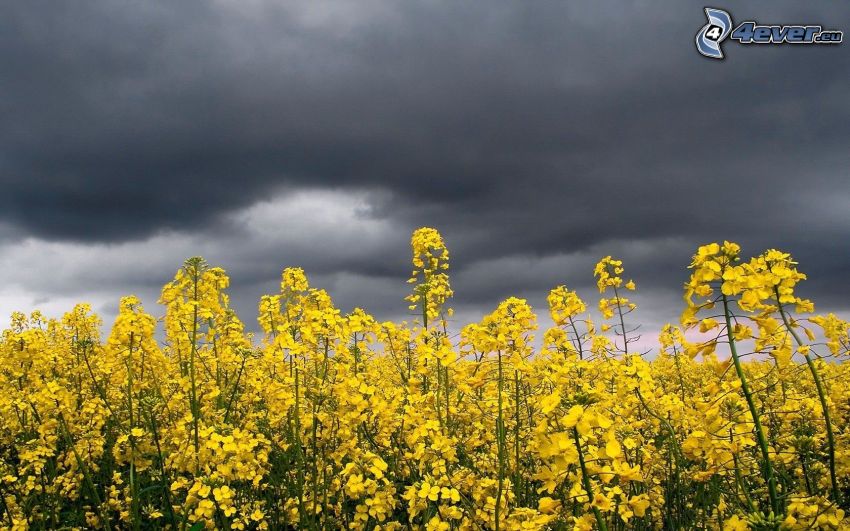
[1,0,848,343]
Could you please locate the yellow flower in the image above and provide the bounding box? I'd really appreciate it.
[591,493,612,512]
[723,515,749,531]
[0,229,846,530]
[605,439,622,459]
[628,494,650,517]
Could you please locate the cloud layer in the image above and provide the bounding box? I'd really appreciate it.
[1,0,848,337]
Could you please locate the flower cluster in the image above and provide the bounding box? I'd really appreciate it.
[406,227,454,328]
[0,229,848,530]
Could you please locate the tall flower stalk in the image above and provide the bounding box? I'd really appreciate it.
[683,242,781,519]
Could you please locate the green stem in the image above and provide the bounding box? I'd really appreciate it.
[143,407,177,528]
[188,263,201,465]
[635,389,684,464]
[57,414,111,531]
[775,292,840,504]
[514,369,521,506]
[731,429,756,512]
[722,294,780,516]
[127,332,140,531]
[573,427,608,531]
[223,354,247,425]
[495,350,504,531]
[436,358,443,427]
[671,346,687,403]
[568,317,584,359]
[611,284,628,355]
[294,363,307,528]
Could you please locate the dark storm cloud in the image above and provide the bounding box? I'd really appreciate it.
[1,0,849,326]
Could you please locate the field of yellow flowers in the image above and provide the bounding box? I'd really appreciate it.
[1,228,849,530]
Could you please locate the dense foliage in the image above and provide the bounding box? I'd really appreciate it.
[1,229,848,530]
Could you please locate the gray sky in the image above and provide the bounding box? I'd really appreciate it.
[1,0,848,342]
